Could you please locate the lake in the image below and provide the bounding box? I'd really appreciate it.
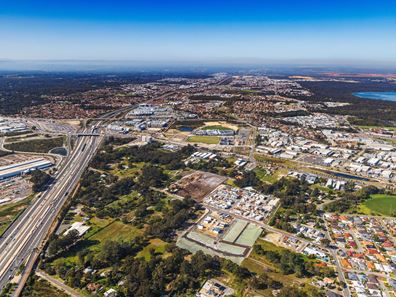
[353,91,396,102]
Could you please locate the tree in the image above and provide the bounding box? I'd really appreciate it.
[30,170,52,192]
[344,181,355,192]
[320,238,331,247]
[277,287,308,297]
[47,230,80,256]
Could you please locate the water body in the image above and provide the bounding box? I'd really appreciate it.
[179,126,193,132]
[320,169,369,181]
[50,147,68,156]
[353,92,396,102]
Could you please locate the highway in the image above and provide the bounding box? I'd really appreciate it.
[0,127,103,293]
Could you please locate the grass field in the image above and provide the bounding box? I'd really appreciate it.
[136,238,168,261]
[186,135,220,144]
[358,194,396,216]
[89,219,143,243]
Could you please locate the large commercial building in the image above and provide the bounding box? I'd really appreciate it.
[0,158,53,180]
[0,118,29,134]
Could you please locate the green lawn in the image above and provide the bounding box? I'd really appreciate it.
[359,194,396,216]
[136,238,168,261]
[89,219,143,243]
[186,135,220,144]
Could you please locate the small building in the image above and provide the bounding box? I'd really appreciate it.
[197,279,234,297]
[104,288,117,297]
[64,222,90,237]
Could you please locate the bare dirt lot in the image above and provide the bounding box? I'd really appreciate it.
[175,171,227,201]
[0,154,40,167]
[202,121,239,131]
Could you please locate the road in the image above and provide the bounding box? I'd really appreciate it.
[0,99,165,295]
[323,217,351,297]
[36,270,84,297]
[0,128,102,293]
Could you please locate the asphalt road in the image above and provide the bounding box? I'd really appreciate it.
[0,128,103,292]
[0,95,180,294]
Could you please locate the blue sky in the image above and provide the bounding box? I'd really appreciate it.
[1,0,396,63]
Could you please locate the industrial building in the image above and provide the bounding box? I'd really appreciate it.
[0,158,53,180]
[0,118,29,134]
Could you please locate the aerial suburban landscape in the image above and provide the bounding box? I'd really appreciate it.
[1,1,396,297]
[0,70,396,297]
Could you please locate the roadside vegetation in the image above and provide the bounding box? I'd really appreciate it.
[21,276,69,297]
[4,137,64,153]
[30,170,52,192]
[0,196,34,236]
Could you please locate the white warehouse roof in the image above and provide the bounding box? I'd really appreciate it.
[0,158,53,180]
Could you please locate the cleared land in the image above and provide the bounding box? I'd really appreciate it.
[359,194,396,216]
[186,135,220,144]
[235,223,262,246]
[201,125,234,131]
[187,230,215,246]
[223,220,248,243]
[177,237,245,264]
[176,171,226,201]
[202,121,239,131]
[216,242,246,255]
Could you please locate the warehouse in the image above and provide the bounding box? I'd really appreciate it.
[0,158,53,180]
